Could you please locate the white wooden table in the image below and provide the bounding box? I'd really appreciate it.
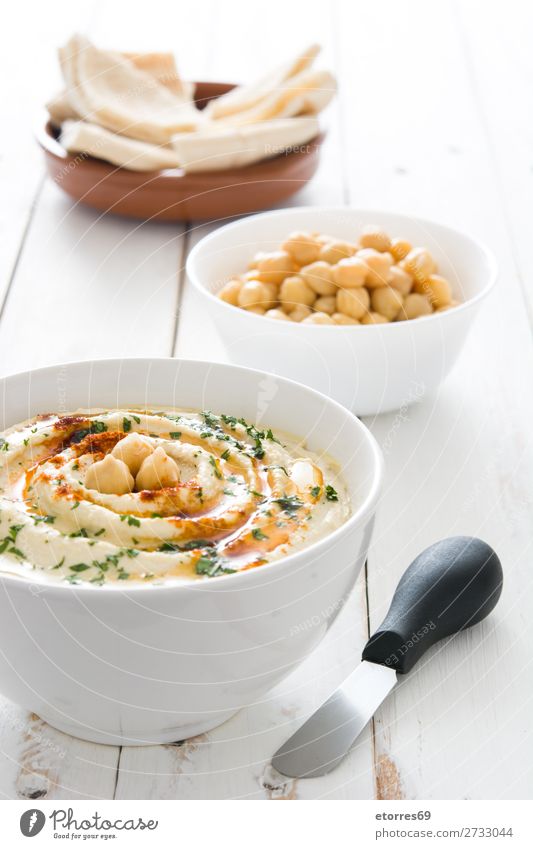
[0,0,532,800]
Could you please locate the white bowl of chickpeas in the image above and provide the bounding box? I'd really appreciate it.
[187,208,497,415]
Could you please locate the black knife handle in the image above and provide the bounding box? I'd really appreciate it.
[362,536,503,674]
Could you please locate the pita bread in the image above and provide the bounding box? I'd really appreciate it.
[206,44,320,120]
[122,51,194,100]
[171,116,319,172]
[59,35,201,144]
[215,69,337,126]
[46,90,79,126]
[60,120,180,171]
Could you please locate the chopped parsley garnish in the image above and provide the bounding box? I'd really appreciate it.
[69,528,89,538]
[0,438,9,452]
[94,528,106,536]
[132,414,141,424]
[325,485,339,502]
[91,420,107,433]
[71,501,80,510]
[209,456,222,479]
[202,411,219,430]
[70,563,91,572]
[123,417,132,432]
[33,514,56,524]
[169,431,182,439]
[71,420,108,443]
[195,554,236,578]
[310,485,321,498]
[120,515,141,527]
[221,448,231,461]
[272,495,304,514]
[0,525,25,559]
[251,528,268,541]
[159,538,214,552]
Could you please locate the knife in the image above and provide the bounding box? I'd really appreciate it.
[272,536,503,779]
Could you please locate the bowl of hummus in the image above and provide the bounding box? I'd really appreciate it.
[0,358,382,744]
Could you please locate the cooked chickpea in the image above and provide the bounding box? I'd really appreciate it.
[388,265,413,296]
[264,308,291,321]
[256,250,298,284]
[222,226,460,326]
[371,286,403,320]
[314,295,337,315]
[361,312,389,324]
[398,293,433,320]
[332,312,360,325]
[414,273,452,308]
[336,286,370,319]
[401,247,436,284]
[319,240,356,264]
[302,311,335,325]
[282,232,321,266]
[279,275,316,310]
[218,279,242,306]
[300,261,337,295]
[238,280,277,310]
[332,257,367,288]
[357,248,393,288]
[436,299,460,313]
[390,238,412,262]
[289,304,312,322]
[359,225,392,253]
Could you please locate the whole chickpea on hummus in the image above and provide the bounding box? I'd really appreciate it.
[217,225,459,324]
[0,408,349,585]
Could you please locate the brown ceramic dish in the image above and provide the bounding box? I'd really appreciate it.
[36,82,324,222]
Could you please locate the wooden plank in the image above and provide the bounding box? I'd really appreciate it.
[455,0,533,323]
[0,2,186,800]
[0,4,96,310]
[118,0,375,800]
[337,0,533,799]
[115,580,374,800]
[0,184,185,376]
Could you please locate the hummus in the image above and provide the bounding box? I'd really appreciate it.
[0,409,350,585]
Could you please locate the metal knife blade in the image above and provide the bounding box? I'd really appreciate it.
[272,661,397,779]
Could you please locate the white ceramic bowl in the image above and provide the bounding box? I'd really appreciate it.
[187,207,497,416]
[0,358,382,745]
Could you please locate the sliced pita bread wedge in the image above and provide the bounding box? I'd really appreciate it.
[205,43,321,120]
[59,34,201,144]
[60,120,180,171]
[121,51,194,100]
[171,116,319,172]
[215,69,337,126]
[46,90,80,126]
